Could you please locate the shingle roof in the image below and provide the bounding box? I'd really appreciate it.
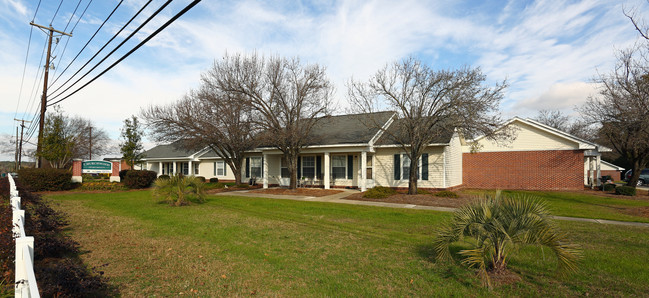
[142,141,198,159]
[374,118,454,145]
[306,111,395,145]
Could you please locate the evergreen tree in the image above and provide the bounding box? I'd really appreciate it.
[120,115,145,168]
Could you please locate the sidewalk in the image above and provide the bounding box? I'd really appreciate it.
[224,189,649,228]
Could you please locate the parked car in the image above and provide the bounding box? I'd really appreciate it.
[624,169,649,186]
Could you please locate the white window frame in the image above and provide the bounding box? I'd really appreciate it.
[401,154,421,181]
[301,156,316,179]
[194,163,199,175]
[331,155,347,180]
[250,157,262,178]
[215,161,225,176]
[280,158,289,178]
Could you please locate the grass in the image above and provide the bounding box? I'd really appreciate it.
[462,189,649,223]
[46,190,649,296]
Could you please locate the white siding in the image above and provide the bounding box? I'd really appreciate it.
[373,147,445,188]
[465,120,580,152]
[197,160,236,181]
[444,133,463,187]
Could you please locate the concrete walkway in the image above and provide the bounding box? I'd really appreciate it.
[224,189,649,228]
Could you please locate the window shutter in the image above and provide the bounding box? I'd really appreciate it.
[213,162,216,176]
[394,154,400,180]
[422,153,428,180]
[261,156,264,178]
[224,162,227,176]
[297,157,301,178]
[245,158,250,178]
[316,156,322,179]
[347,155,353,179]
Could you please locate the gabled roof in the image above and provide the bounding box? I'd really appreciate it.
[471,117,611,152]
[142,141,199,159]
[374,117,455,146]
[601,160,625,171]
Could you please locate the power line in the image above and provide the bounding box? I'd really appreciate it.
[22,34,49,120]
[13,25,35,121]
[49,0,156,94]
[47,0,122,89]
[32,0,42,21]
[50,0,65,26]
[47,0,203,107]
[49,0,84,80]
[49,0,93,84]
[48,0,167,99]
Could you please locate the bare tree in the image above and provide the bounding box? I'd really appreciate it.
[581,46,649,187]
[211,53,334,189]
[624,1,649,40]
[141,78,258,185]
[533,109,597,142]
[349,57,507,195]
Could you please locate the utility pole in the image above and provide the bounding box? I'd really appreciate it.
[14,118,32,170]
[14,127,19,172]
[30,22,72,168]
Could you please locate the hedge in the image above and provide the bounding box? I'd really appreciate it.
[615,185,636,196]
[17,168,72,191]
[123,170,158,189]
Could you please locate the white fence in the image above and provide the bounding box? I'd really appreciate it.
[8,174,40,298]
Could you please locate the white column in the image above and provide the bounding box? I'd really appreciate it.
[158,162,162,176]
[589,157,594,188]
[596,155,601,186]
[324,152,330,189]
[263,154,269,189]
[188,160,193,176]
[361,151,367,192]
[173,161,177,175]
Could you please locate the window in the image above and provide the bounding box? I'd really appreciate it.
[302,156,315,178]
[331,155,346,179]
[366,155,373,179]
[194,163,199,175]
[181,162,189,175]
[281,159,289,178]
[250,157,262,178]
[401,154,420,180]
[215,161,225,176]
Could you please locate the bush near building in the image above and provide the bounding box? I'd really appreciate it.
[123,170,158,189]
[17,168,72,191]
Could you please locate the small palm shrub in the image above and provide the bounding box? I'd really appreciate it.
[363,186,396,199]
[153,175,206,206]
[432,191,580,287]
[157,175,170,180]
[434,190,459,198]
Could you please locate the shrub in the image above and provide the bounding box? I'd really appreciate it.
[417,189,429,194]
[603,183,616,191]
[434,190,459,198]
[118,169,131,181]
[17,168,72,191]
[157,174,170,180]
[153,175,206,206]
[209,177,219,183]
[123,170,158,189]
[615,185,636,196]
[77,182,127,192]
[195,176,206,183]
[235,183,250,189]
[433,191,580,287]
[363,186,397,199]
[0,179,14,281]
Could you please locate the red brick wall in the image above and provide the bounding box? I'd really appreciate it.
[463,150,584,190]
[72,160,82,176]
[601,170,621,181]
[111,161,120,177]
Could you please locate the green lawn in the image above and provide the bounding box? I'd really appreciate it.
[46,190,649,296]
[462,189,649,223]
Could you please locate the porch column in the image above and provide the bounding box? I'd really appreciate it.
[596,155,601,186]
[589,157,594,188]
[324,152,330,189]
[360,151,367,192]
[263,153,269,189]
[188,160,193,176]
[158,162,162,176]
[173,161,177,175]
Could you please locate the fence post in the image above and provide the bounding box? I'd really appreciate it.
[10,196,20,210]
[12,210,25,238]
[15,236,34,295]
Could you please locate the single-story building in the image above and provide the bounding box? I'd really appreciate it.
[141,112,621,191]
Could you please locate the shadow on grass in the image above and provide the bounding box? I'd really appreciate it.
[416,242,476,288]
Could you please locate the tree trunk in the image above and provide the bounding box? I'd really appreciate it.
[627,159,643,187]
[232,168,242,185]
[287,152,299,189]
[408,155,418,195]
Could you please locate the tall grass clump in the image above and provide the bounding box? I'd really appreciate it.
[153,175,206,206]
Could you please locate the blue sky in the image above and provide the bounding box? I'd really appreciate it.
[0,0,647,160]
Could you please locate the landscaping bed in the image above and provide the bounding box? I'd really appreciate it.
[248,188,343,197]
[345,191,476,208]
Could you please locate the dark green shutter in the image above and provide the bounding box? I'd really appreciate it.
[422,153,428,180]
[245,158,250,178]
[347,155,353,179]
[213,162,216,176]
[224,162,227,176]
[316,156,322,179]
[394,154,400,180]
[261,156,264,178]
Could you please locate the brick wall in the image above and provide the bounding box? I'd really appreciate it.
[72,160,82,176]
[462,150,584,190]
[601,170,621,181]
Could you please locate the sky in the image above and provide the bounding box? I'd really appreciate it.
[0,0,648,161]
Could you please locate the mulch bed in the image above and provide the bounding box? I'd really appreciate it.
[248,188,343,197]
[344,191,477,208]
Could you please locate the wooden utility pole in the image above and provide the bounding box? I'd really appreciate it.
[14,127,19,172]
[30,22,72,168]
[14,118,32,170]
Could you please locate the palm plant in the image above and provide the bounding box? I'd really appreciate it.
[153,174,206,206]
[432,191,580,287]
